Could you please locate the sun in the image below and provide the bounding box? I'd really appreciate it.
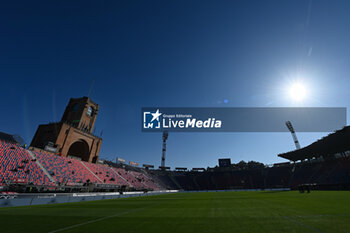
[289,81,307,102]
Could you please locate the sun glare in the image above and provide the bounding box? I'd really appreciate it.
[289,82,307,102]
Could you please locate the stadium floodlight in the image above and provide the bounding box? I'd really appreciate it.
[161,131,168,169]
[285,121,301,149]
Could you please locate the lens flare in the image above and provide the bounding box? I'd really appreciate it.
[289,82,307,102]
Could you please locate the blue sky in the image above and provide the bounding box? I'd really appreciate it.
[1,0,350,169]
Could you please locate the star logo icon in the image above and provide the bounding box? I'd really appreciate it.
[151,109,162,122]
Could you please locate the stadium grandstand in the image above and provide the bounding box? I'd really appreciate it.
[2,125,350,193]
[1,95,350,193]
[1,93,350,233]
[153,126,350,191]
[0,137,164,193]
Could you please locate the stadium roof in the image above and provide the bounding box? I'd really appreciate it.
[278,126,350,161]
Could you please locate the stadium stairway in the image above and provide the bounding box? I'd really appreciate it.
[0,141,54,186]
[110,167,131,186]
[34,151,96,185]
[141,172,163,190]
[80,161,103,183]
[192,176,201,190]
[169,175,182,189]
[27,150,57,185]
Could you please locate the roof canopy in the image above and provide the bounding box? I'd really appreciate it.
[278,126,350,161]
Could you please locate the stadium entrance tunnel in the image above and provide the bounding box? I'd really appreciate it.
[67,140,90,161]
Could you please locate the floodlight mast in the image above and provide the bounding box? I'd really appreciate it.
[285,121,301,150]
[161,131,168,168]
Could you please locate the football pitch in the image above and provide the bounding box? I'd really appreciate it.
[0,191,350,233]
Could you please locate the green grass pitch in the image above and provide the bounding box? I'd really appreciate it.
[0,191,350,233]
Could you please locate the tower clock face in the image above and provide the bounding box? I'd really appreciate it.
[87,106,93,116]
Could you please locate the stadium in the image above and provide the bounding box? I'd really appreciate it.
[1,96,350,233]
[1,1,350,233]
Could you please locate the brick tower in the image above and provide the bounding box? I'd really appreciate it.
[30,97,102,163]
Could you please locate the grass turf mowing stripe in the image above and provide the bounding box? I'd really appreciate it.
[48,206,148,233]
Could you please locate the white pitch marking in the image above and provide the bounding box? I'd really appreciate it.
[283,216,324,233]
[48,207,145,233]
